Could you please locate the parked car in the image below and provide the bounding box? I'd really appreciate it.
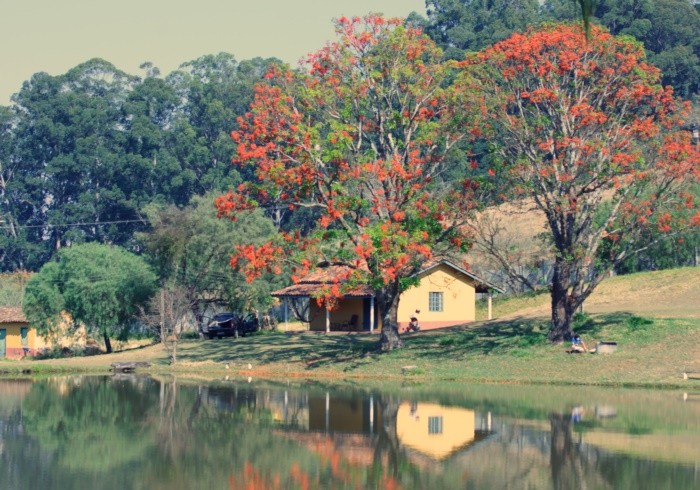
[200,313,258,339]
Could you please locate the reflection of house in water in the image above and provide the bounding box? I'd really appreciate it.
[397,402,491,460]
[198,385,310,430]
[277,394,494,473]
[0,380,32,417]
[308,394,380,434]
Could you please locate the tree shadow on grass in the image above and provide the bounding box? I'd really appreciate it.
[405,312,646,360]
[172,312,648,368]
[403,318,550,360]
[174,332,377,369]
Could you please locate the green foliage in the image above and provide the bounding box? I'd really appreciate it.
[424,0,541,56]
[23,243,157,345]
[139,193,283,316]
[31,343,101,360]
[422,0,700,98]
[1,55,278,273]
[541,0,700,97]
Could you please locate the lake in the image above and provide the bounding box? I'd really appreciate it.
[0,376,698,489]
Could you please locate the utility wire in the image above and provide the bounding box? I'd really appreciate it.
[0,219,147,230]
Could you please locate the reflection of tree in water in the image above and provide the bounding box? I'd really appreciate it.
[549,410,700,490]
[7,379,699,489]
[17,376,161,489]
[550,412,593,489]
[371,394,419,487]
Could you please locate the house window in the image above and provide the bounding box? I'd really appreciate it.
[429,292,443,312]
[20,327,29,347]
[428,416,443,434]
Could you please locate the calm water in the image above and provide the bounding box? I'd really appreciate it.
[0,376,698,489]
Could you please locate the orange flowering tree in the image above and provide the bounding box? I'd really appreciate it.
[470,24,700,342]
[216,15,480,351]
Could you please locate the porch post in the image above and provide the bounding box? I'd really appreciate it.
[487,290,493,320]
[284,298,288,332]
[370,296,375,334]
[325,308,330,333]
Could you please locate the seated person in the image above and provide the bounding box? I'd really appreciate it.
[570,334,588,353]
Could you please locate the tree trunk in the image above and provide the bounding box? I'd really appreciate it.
[378,285,403,352]
[103,331,113,354]
[549,258,575,342]
[549,413,578,490]
[160,287,166,344]
[373,395,402,481]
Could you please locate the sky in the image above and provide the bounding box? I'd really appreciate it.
[1,0,427,105]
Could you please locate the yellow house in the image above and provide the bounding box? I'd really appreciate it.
[0,307,89,359]
[0,307,45,358]
[272,261,502,332]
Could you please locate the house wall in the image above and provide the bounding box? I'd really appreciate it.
[304,264,477,333]
[0,322,39,359]
[309,297,366,332]
[0,318,88,359]
[397,264,476,331]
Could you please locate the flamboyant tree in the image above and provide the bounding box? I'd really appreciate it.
[216,15,480,351]
[469,24,700,342]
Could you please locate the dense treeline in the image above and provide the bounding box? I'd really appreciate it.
[0,55,279,271]
[1,2,698,279]
[416,0,700,99]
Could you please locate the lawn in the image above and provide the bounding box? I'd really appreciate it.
[3,267,699,387]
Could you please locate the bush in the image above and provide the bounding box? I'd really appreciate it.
[33,344,101,360]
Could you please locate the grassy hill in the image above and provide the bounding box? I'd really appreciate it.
[477,267,700,320]
[3,267,700,387]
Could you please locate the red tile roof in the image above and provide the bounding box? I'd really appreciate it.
[272,263,373,298]
[271,260,502,298]
[0,307,27,323]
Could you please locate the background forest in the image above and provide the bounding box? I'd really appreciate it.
[1,0,699,302]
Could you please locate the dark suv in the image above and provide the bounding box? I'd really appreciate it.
[201,313,258,339]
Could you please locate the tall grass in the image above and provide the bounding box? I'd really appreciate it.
[0,272,29,307]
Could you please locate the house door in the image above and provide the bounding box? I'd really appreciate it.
[0,329,6,358]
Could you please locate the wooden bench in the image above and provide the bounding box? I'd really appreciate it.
[110,362,151,373]
[682,372,700,381]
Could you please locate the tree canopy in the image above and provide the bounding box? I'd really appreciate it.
[421,0,700,98]
[0,55,279,272]
[217,15,481,350]
[468,24,699,341]
[23,243,157,352]
[139,193,282,325]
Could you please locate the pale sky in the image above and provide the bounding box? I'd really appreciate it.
[2,0,427,105]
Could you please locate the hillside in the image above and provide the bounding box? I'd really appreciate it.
[478,267,700,320]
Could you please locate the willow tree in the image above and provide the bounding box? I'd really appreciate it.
[23,243,157,353]
[469,24,699,342]
[216,15,480,351]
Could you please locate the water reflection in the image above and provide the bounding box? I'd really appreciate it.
[0,377,698,489]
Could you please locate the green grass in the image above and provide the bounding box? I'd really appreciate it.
[3,267,700,387]
[5,311,696,388]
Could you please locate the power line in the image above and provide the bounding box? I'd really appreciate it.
[0,219,147,230]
